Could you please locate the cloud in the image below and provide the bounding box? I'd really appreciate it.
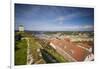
[55,13,79,21]
[55,12,92,24]
[57,16,65,21]
[54,13,80,25]
[28,24,93,31]
[83,25,94,29]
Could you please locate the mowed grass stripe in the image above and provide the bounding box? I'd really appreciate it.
[15,39,27,65]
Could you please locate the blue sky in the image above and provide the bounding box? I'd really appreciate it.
[15,4,94,31]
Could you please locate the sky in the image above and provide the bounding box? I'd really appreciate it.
[15,4,94,31]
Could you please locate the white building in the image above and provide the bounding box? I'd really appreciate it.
[19,25,24,32]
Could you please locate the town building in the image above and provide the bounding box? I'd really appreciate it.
[49,37,93,61]
[19,25,24,32]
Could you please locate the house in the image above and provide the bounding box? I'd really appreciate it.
[49,37,93,61]
[19,25,24,32]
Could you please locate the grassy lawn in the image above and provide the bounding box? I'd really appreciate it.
[15,32,68,65]
[15,32,46,65]
[45,45,68,62]
[15,39,27,65]
[36,39,68,63]
[28,37,44,63]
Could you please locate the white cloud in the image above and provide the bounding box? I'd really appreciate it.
[83,25,94,29]
[29,24,93,31]
[55,13,81,25]
[55,12,91,24]
[55,13,79,21]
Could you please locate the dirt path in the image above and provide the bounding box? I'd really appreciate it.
[23,38,34,65]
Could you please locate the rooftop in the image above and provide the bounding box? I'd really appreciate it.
[49,37,92,61]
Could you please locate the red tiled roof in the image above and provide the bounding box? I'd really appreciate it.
[50,38,91,61]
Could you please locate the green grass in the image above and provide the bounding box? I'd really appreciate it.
[15,39,27,65]
[15,32,46,65]
[36,38,68,63]
[15,32,68,65]
[45,46,68,62]
[28,37,44,63]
